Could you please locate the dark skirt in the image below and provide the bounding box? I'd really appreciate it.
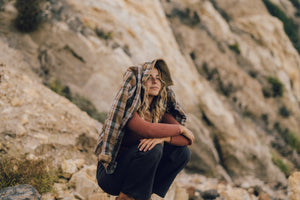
[96,143,191,199]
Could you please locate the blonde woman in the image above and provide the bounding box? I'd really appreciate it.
[95,59,194,200]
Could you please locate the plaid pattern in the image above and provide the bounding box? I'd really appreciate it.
[94,59,186,174]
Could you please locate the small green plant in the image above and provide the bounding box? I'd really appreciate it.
[285,131,300,153]
[71,94,107,123]
[218,80,235,97]
[47,78,107,123]
[263,76,284,98]
[279,105,290,117]
[169,8,200,27]
[274,123,300,153]
[0,156,58,193]
[95,28,113,40]
[262,0,300,53]
[271,151,292,177]
[248,70,258,78]
[48,78,71,99]
[228,43,241,54]
[190,51,196,60]
[15,0,45,32]
[202,63,218,80]
[267,77,284,97]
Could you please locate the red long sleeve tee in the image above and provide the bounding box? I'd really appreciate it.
[122,112,190,147]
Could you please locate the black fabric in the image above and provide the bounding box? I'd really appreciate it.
[96,143,191,199]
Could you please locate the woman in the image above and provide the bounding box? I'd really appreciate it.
[95,59,194,200]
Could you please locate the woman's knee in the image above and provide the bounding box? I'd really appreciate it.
[96,162,120,196]
[181,146,191,164]
[137,143,163,162]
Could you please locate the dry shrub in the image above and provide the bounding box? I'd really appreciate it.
[0,155,58,193]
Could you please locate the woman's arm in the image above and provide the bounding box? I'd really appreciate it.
[126,112,182,138]
[161,113,192,146]
[135,112,194,151]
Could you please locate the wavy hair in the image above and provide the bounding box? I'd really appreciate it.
[137,67,167,123]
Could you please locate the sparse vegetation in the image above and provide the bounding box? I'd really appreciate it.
[0,156,58,193]
[168,8,200,27]
[268,77,284,97]
[274,122,300,153]
[72,94,107,123]
[201,63,236,97]
[271,150,292,177]
[95,28,113,40]
[263,76,284,98]
[202,63,218,81]
[262,0,300,53]
[279,105,290,117]
[248,70,258,78]
[47,78,107,123]
[285,131,300,153]
[76,133,97,153]
[228,43,241,54]
[262,87,272,98]
[218,80,236,97]
[15,0,45,32]
[190,51,196,60]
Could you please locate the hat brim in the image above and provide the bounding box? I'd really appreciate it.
[150,59,173,87]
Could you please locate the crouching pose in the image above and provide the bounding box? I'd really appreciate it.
[95,59,194,200]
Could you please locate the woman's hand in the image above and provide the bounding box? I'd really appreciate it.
[179,125,195,145]
[138,137,170,151]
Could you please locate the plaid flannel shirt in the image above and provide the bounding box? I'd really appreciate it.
[94,59,186,174]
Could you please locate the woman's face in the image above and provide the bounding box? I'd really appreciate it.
[145,67,162,97]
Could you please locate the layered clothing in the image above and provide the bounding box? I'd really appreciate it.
[94,59,186,174]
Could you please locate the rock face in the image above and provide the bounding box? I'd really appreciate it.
[0,184,41,200]
[1,0,300,199]
[288,172,300,200]
[0,65,99,166]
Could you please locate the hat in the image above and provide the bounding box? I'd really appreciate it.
[149,58,174,87]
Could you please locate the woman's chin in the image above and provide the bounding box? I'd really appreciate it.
[149,92,159,97]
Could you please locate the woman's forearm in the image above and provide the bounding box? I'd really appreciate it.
[126,112,181,138]
[169,135,191,146]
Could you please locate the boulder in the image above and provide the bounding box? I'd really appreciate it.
[69,165,101,199]
[288,171,300,200]
[0,184,41,200]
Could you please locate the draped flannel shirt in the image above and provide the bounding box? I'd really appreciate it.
[94,59,187,174]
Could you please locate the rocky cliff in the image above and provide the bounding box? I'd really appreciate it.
[1,0,300,199]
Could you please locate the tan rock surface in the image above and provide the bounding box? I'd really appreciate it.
[0,65,99,166]
[2,0,300,199]
[288,172,300,200]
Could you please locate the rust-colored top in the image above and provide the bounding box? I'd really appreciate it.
[121,112,190,147]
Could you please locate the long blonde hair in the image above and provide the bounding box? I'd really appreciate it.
[137,67,167,123]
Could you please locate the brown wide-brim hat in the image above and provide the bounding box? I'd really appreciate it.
[142,58,174,87]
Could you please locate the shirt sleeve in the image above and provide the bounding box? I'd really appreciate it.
[161,112,191,146]
[126,112,181,138]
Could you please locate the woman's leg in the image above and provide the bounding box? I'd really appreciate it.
[121,144,163,200]
[152,144,191,197]
[97,144,163,199]
[96,160,124,196]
